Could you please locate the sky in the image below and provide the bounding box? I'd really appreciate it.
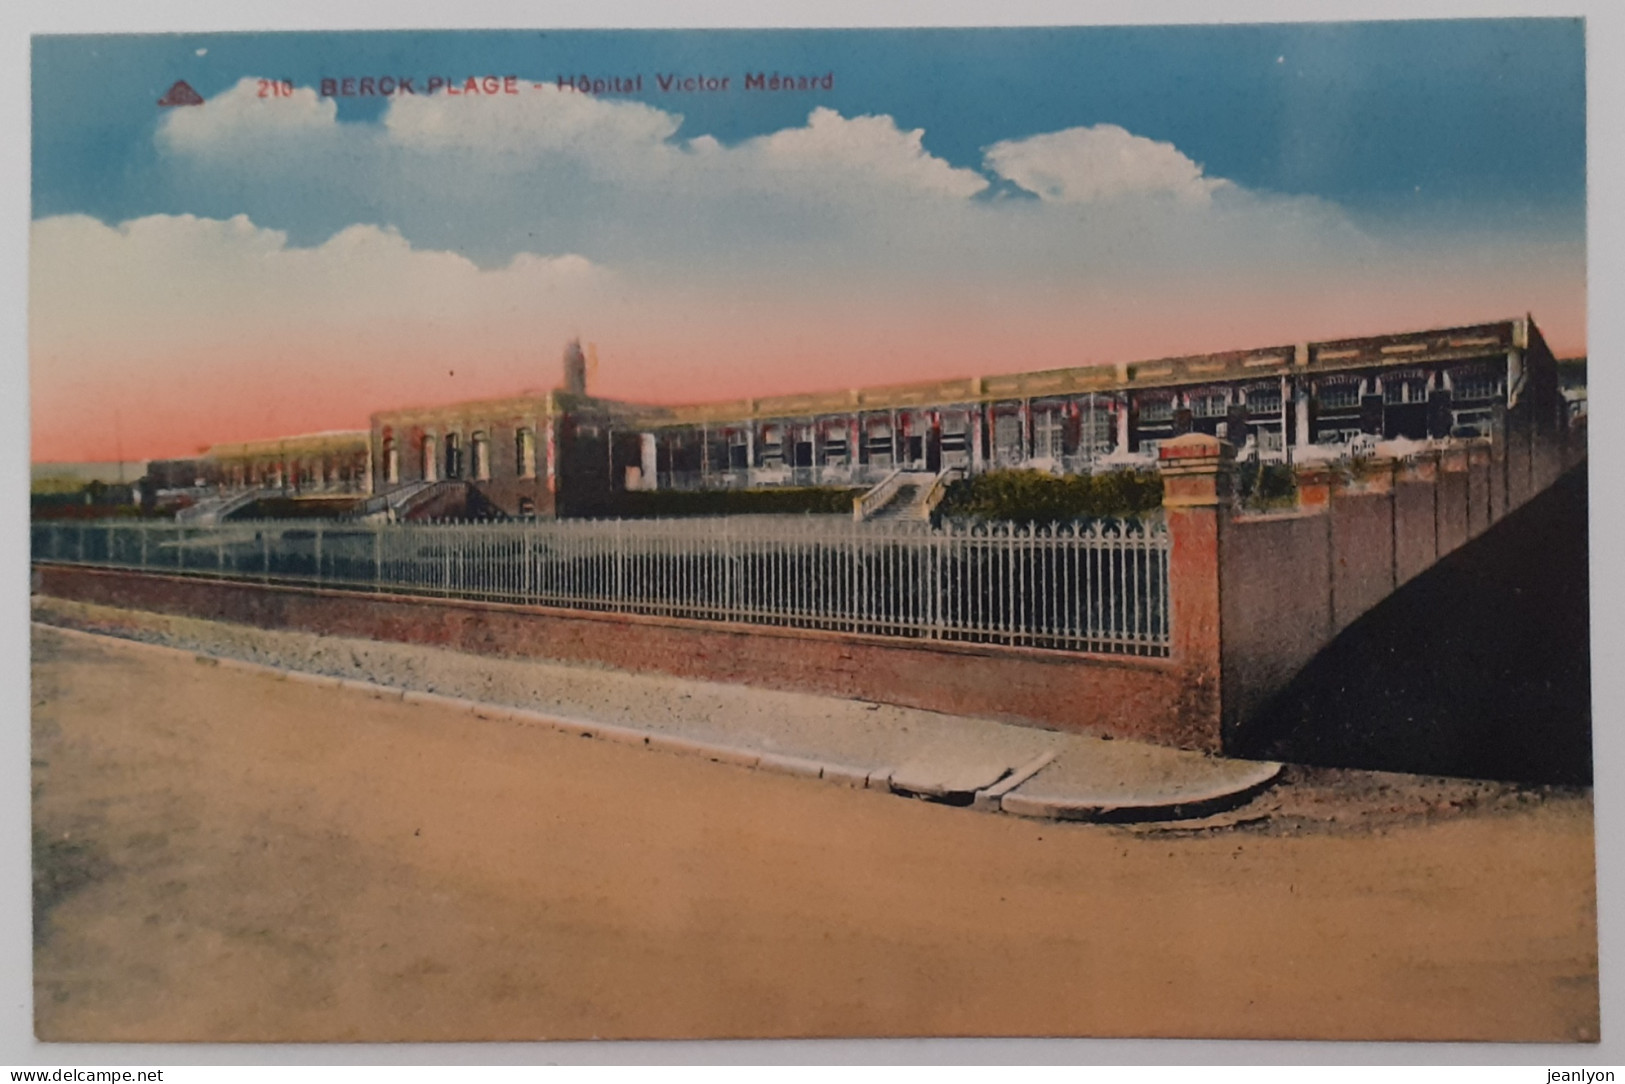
[28,21,1587,462]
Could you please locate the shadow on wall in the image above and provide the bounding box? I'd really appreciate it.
[1240,463,1591,786]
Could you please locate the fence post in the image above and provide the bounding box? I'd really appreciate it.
[139,521,148,568]
[314,523,323,585]
[373,525,383,592]
[615,519,625,609]
[262,528,270,582]
[1156,433,1234,754]
[177,525,185,571]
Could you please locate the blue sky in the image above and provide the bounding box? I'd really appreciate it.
[28,21,1588,460]
[33,22,1586,240]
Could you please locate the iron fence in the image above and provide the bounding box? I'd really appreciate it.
[31,516,1171,656]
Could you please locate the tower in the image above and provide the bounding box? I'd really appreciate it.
[562,339,588,397]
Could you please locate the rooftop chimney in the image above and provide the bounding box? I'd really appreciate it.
[562,338,588,396]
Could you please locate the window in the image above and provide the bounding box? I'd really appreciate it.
[822,425,849,465]
[1080,407,1113,455]
[1191,392,1228,418]
[422,435,438,482]
[1317,383,1360,410]
[1247,389,1282,414]
[1032,409,1063,458]
[1383,378,1427,405]
[515,428,536,478]
[993,414,1024,460]
[760,424,784,467]
[444,432,462,479]
[471,431,490,481]
[384,438,399,485]
[866,418,894,463]
[1138,398,1173,422]
[1454,375,1501,401]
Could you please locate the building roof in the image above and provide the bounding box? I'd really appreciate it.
[206,430,370,460]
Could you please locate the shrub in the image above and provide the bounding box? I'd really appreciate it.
[937,469,1163,524]
[1234,459,1298,510]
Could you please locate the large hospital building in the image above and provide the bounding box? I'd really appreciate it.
[186,315,1568,520]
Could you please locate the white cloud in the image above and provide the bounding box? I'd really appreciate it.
[984,124,1229,204]
[158,77,341,153]
[160,79,989,204]
[719,108,988,199]
[30,212,604,355]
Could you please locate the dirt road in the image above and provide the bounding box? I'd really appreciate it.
[31,626,1598,1043]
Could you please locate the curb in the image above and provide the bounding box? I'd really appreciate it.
[997,764,1285,823]
[32,619,900,793]
[32,618,1280,823]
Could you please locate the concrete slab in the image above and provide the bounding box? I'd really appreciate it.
[998,747,1282,822]
[972,751,1056,812]
[889,751,1021,799]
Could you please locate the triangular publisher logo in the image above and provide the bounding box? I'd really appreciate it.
[157,80,204,107]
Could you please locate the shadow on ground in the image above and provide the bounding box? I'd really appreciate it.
[1239,463,1591,786]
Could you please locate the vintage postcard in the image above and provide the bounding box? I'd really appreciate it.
[26,20,1595,1045]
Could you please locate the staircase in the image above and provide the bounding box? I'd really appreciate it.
[349,480,449,522]
[853,469,957,524]
[174,488,278,525]
[866,480,926,521]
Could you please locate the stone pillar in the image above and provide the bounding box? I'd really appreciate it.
[1438,444,1470,556]
[1294,464,1335,512]
[1115,395,1130,456]
[1294,379,1311,452]
[1157,432,1235,754]
[1466,441,1491,539]
[640,433,658,491]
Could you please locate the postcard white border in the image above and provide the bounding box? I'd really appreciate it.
[3,0,1619,1068]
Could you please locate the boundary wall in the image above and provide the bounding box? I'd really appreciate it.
[1217,413,1585,749]
[33,414,1585,756]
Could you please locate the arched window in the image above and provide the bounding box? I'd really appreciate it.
[471,431,490,480]
[383,437,399,485]
[444,432,462,479]
[515,428,536,478]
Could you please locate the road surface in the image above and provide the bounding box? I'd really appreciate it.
[31,625,1598,1043]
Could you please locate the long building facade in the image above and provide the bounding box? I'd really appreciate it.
[155,315,1564,520]
[204,431,373,495]
[349,315,1564,519]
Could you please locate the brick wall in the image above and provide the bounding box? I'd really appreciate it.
[33,564,1200,749]
[33,417,1586,758]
